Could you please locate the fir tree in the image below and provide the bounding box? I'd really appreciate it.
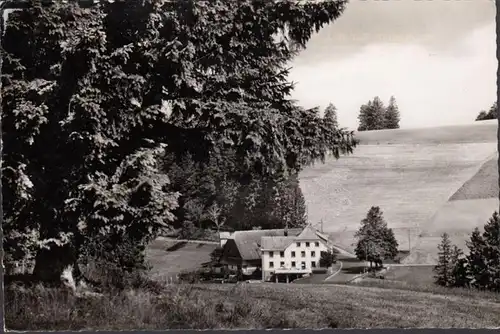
[466,227,490,290]
[384,96,401,129]
[470,212,500,291]
[323,103,339,129]
[434,233,453,286]
[475,102,498,121]
[357,97,386,131]
[450,245,468,288]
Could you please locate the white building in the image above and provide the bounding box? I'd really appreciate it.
[260,224,334,282]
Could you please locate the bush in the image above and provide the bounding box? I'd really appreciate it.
[77,234,155,291]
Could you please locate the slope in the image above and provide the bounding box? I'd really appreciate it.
[300,120,497,262]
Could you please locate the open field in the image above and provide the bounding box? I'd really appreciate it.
[146,238,217,280]
[381,265,435,285]
[7,281,500,330]
[300,121,498,264]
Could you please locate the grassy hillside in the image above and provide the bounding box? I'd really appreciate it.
[300,121,498,264]
[449,154,498,201]
[355,120,497,145]
[146,238,217,280]
[8,281,500,330]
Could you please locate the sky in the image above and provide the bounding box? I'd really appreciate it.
[289,0,497,130]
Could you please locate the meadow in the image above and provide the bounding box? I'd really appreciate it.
[7,281,500,330]
[300,121,498,264]
[146,238,217,280]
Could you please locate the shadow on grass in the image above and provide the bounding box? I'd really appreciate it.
[165,242,188,252]
[338,257,361,263]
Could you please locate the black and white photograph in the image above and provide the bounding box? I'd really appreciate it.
[2,0,499,330]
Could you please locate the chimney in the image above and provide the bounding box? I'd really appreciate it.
[284,222,288,236]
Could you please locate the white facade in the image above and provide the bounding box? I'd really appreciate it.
[261,238,329,281]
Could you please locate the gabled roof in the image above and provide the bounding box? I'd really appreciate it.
[261,236,295,251]
[228,228,302,261]
[296,224,321,240]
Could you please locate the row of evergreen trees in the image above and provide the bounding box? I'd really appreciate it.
[358,96,401,131]
[475,102,498,121]
[434,211,500,292]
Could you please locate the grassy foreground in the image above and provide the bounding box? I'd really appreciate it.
[6,281,500,330]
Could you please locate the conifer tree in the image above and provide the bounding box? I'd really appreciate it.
[324,103,339,129]
[434,233,453,286]
[476,102,498,121]
[466,212,500,291]
[450,245,468,287]
[465,227,489,289]
[384,96,400,129]
[357,97,386,131]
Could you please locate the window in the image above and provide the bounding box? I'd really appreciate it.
[269,261,274,268]
[301,251,306,257]
[280,251,285,257]
[315,242,320,247]
[296,242,301,247]
[301,262,306,269]
[306,242,310,247]
[291,251,296,258]
[280,261,285,268]
[291,261,296,268]
[311,251,316,257]
[269,251,274,258]
[311,261,316,268]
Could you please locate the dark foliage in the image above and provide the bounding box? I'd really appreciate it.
[475,102,497,121]
[354,206,399,267]
[2,0,355,285]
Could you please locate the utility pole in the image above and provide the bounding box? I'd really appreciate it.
[408,228,411,253]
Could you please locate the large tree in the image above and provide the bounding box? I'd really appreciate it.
[384,96,400,129]
[354,206,398,268]
[357,96,386,131]
[2,0,356,283]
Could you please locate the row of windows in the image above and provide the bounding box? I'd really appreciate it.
[300,241,319,248]
[269,261,316,269]
[269,250,317,258]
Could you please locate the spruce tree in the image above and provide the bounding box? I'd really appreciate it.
[357,97,386,131]
[476,212,500,291]
[450,245,468,287]
[475,102,498,121]
[384,96,401,129]
[324,103,339,129]
[465,227,489,289]
[434,233,453,286]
